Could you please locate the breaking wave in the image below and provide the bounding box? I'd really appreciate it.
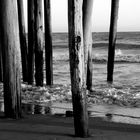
[53,53,140,63]
[93,54,140,63]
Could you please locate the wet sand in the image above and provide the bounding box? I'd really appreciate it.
[1,102,140,139]
[1,101,140,124]
[0,112,140,140]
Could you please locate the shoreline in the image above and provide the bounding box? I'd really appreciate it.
[1,100,140,125]
[1,112,140,139]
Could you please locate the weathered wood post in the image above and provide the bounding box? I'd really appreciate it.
[28,0,35,84]
[83,0,93,91]
[34,0,44,86]
[68,0,89,137]
[17,0,28,82]
[0,31,3,82]
[0,0,22,118]
[0,43,3,82]
[107,0,119,82]
[44,0,53,85]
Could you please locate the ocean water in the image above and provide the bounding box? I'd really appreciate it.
[1,32,140,118]
[52,32,140,96]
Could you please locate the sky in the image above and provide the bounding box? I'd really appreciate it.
[23,0,140,32]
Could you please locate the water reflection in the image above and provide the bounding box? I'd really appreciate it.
[0,101,4,112]
[89,104,140,125]
[1,101,140,125]
[0,102,71,116]
[22,103,35,114]
[104,115,140,125]
[22,103,53,115]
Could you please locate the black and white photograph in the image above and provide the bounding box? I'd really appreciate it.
[0,0,140,139]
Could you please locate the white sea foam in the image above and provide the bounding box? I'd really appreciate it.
[115,49,122,56]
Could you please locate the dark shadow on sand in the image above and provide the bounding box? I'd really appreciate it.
[0,128,76,138]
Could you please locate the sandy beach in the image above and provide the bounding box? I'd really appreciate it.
[1,112,140,140]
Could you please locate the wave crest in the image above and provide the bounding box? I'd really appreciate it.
[93,54,140,63]
[53,51,140,63]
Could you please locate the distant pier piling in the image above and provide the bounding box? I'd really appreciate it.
[17,0,28,82]
[0,31,3,82]
[107,0,120,83]
[0,0,22,118]
[44,0,53,85]
[34,0,44,86]
[83,0,94,91]
[68,0,89,137]
[0,46,3,82]
[28,0,35,84]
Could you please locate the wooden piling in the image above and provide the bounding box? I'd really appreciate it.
[0,0,22,118]
[17,0,28,82]
[68,0,89,137]
[0,44,3,82]
[28,0,35,84]
[107,0,119,82]
[83,0,93,91]
[0,31,3,82]
[44,0,53,85]
[34,0,44,86]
